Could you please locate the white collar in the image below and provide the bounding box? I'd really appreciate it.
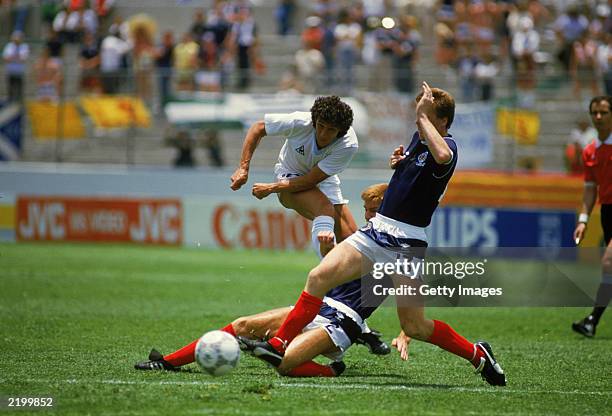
[596,133,612,148]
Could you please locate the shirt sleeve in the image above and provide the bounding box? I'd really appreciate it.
[433,138,458,177]
[317,145,358,176]
[583,146,596,183]
[264,112,309,137]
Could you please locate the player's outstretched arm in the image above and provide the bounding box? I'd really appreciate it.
[230,121,267,191]
[252,166,329,199]
[574,182,597,244]
[416,82,453,165]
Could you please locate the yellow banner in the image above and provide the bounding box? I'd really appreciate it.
[27,101,85,139]
[496,108,540,145]
[80,96,151,128]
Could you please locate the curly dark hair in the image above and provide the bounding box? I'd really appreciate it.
[310,96,354,138]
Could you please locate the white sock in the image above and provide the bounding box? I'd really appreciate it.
[311,215,335,259]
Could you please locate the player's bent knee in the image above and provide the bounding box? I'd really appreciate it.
[231,317,250,337]
[307,267,332,294]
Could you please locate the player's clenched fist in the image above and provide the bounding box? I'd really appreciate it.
[230,167,249,190]
[389,145,406,169]
[252,183,274,199]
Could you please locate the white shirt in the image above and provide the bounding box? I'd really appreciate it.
[265,111,358,180]
[100,35,131,72]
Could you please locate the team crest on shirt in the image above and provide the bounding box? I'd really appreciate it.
[416,151,428,167]
[295,145,305,155]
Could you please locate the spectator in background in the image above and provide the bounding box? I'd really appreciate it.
[434,23,457,81]
[554,6,588,73]
[79,31,101,93]
[2,30,29,103]
[227,6,260,91]
[35,46,62,101]
[570,31,600,99]
[41,0,61,28]
[131,16,157,106]
[457,43,480,102]
[295,28,325,92]
[321,17,337,86]
[7,0,31,33]
[302,15,324,51]
[173,33,199,92]
[53,1,98,43]
[190,9,208,40]
[565,119,597,175]
[334,8,362,94]
[46,29,64,67]
[511,16,539,108]
[100,26,131,94]
[206,1,232,89]
[598,33,612,96]
[276,0,295,36]
[474,51,499,101]
[390,14,420,95]
[156,31,174,109]
[362,16,383,90]
[196,32,222,92]
[470,0,499,54]
[454,0,474,49]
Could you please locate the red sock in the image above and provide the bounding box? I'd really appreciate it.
[427,320,484,367]
[269,291,323,352]
[164,339,198,367]
[164,324,236,367]
[286,361,336,377]
[220,323,236,336]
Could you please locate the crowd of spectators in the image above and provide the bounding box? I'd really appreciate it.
[432,0,611,104]
[2,0,266,108]
[3,0,612,108]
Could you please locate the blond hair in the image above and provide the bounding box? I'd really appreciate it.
[361,183,388,204]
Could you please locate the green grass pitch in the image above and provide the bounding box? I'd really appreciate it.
[1,243,610,415]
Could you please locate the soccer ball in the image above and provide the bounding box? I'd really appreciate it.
[194,330,240,376]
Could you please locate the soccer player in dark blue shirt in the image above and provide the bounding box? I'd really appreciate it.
[247,82,507,386]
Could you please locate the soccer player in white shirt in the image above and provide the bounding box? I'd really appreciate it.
[230,96,359,258]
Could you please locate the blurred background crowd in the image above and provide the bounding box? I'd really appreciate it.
[1,0,611,171]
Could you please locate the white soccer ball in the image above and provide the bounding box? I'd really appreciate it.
[194,330,240,376]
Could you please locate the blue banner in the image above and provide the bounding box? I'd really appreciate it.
[428,206,576,248]
[0,101,22,161]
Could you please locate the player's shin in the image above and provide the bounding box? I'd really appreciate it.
[311,215,335,259]
[426,320,484,367]
[269,291,323,353]
[163,324,236,367]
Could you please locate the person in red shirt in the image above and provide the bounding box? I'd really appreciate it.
[572,95,612,337]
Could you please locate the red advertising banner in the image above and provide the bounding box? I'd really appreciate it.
[16,196,182,245]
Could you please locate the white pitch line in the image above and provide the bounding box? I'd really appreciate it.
[2,378,611,397]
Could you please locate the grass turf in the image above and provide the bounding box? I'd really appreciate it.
[1,242,610,415]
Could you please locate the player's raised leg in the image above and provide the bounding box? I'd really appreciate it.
[278,188,337,259]
[266,241,368,353]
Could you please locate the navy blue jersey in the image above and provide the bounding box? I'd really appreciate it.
[322,274,392,321]
[379,132,458,227]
